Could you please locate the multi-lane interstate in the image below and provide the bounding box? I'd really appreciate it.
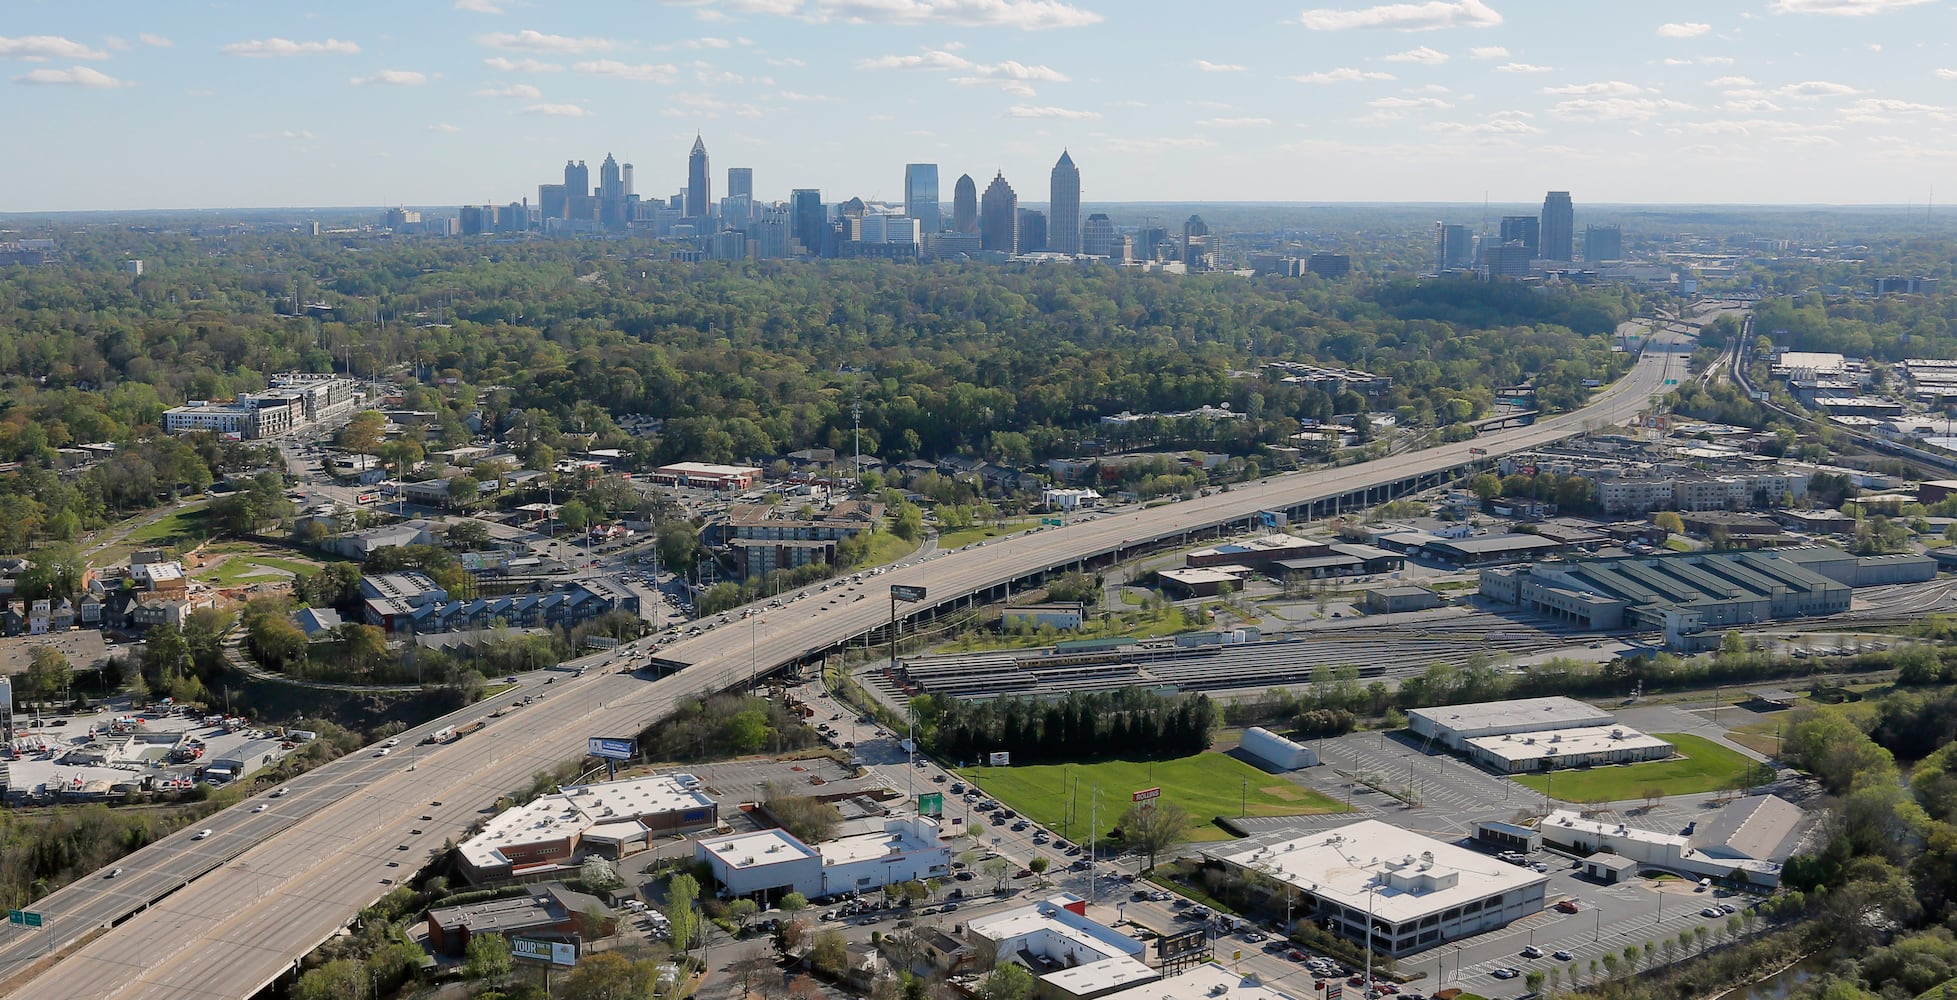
[0,313,1708,999]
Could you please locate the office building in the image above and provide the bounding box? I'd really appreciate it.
[790,189,825,255]
[1017,208,1047,252]
[1540,190,1574,261]
[722,167,754,226]
[1207,821,1547,956]
[1583,224,1622,263]
[1182,214,1214,270]
[965,894,1159,1000]
[457,773,720,882]
[686,135,712,223]
[1499,215,1540,257]
[727,166,752,200]
[1306,252,1351,279]
[1407,696,1614,750]
[952,173,978,233]
[1435,223,1475,270]
[537,183,567,222]
[1049,150,1081,254]
[696,816,952,900]
[621,162,633,198]
[1082,213,1116,257]
[1479,241,1533,279]
[980,171,1018,253]
[564,160,591,221]
[904,163,940,235]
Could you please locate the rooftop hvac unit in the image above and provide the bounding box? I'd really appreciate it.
[1610,729,1624,739]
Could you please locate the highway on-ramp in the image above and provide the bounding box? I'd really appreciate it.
[0,319,1702,999]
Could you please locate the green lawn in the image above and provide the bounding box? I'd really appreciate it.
[1512,733,1771,803]
[197,554,322,587]
[862,529,921,568]
[957,753,1345,844]
[937,520,1036,551]
[94,504,214,565]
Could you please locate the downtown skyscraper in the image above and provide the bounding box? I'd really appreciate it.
[904,164,940,235]
[952,174,978,234]
[687,135,712,224]
[1540,190,1574,262]
[1048,151,1080,255]
[980,171,1018,253]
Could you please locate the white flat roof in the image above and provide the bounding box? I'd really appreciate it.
[1466,725,1673,764]
[1043,957,1159,995]
[1543,810,1688,850]
[820,826,938,867]
[1212,820,1545,926]
[656,462,763,476]
[1410,696,1612,736]
[1160,567,1249,585]
[700,829,820,870]
[460,774,717,869]
[965,896,1141,966]
[1099,961,1306,1000]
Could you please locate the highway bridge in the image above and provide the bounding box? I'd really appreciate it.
[0,314,1708,1000]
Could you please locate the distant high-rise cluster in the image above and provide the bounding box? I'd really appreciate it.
[1428,189,1633,279]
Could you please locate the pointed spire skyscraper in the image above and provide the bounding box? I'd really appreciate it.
[1049,150,1080,254]
[686,134,712,224]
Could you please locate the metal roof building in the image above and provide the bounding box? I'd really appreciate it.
[1409,697,1614,750]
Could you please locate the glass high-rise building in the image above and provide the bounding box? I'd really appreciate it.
[904,164,940,235]
[980,172,1018,253]
[952,174,978,234]
[1435,223,1475,270]
[1540,190,1574,262]
[1017,208,1047,252]
[687,135,712,222]
[1048,150,1080,254]
[1499,215,1539,258]
[1082,213,1115,257]
[1583,224,1622,263]
[727,167,752,200]
[791,188,825,256]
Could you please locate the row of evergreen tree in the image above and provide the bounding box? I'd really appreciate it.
[930,688,1216,763]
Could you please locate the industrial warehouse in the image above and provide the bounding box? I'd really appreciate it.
[1207,820,1548,956]
[457,774,721,882]
[1479,548,1934,634]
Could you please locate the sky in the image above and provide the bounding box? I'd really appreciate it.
[4,0,1957,212]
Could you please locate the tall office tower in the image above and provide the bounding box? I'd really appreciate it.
[687,135,712,223]
[1540,190,1574,261]
[790,188,825,255]
[1434,223,1476,270]
[1499,215,1540,258]
[1017,208,1048,252]
[538,183,567,222]
[1048,150,1081,254]
[1182,214,1213,269]
[622,163,634,198]
[904,164,941,234]
[728,167,753,200]
[1583,224,1622,263]
[980,172,1018,253]
[952,173,979,233]
[1082,212,1115,257]
[564,160,591,221]
[597,153,626,228]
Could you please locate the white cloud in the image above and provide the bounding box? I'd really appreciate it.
[1197,116,1272,127]
[223,38,361,57]
[1723,98,1783,112]
[138,33,173,47]
[777,89,833,101]
[1775,79,1860,98]
[1841,97,1952,121]
[1467,45,1508,58]
[863,48,1067,95]
[768,56,808,67]
[477,30,616,54]
[1102,136,1215,153]
[1772,134,1840,146]
[1006,104,1099,119]
[484,56,564,72]
[351,69,427,86]
[1299,0,1502,31]
[427,123,461,132]
[861,49,971,71]
[0,35,110,60]
[1769,0,1932,14]
[686,36,733,48]
[1939,69,1957,81]
[1707,75,1754,86]
[1427,117,1540,134]
[455,0,505,11]
[802,0,1104,30]
[1550,96,1693,121]
[522,102,592,117]
[1494,62,1552,73]
[1543,80,1642,96]
[1369,95,1452,109]
[11,65,128,87]
[1290,67,1395,84]
[1384,45,1450,64]
[1657,22,1711,37]
[574,59,679,81]
[1194,59,1246,72]
[474,83,543,98]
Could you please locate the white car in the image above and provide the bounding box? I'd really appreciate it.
[192,829,213,840]
[381,737,400,748]
[105,867,124,879]
[271,787,290,797]
[375,748,391,757]
[252,804,268,813]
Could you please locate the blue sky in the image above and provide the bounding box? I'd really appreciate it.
[3,0,1956,211]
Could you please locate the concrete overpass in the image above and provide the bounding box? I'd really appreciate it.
[0,319,1702,1000]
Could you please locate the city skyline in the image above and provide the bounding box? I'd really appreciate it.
[5,1,1957,211]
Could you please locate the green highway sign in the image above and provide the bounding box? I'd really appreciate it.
[8,909,42,927]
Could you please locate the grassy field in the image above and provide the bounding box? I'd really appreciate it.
[196,554,322,588]
[862,529,921,568]
[1512,733,1771,803]
[958,753,1345,844]
[94,504,214,565]
[937,520,1036,551]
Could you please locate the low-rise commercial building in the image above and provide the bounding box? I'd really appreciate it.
[458,774,720,882]
[1207,821,1548,956]
[696,816,951,901]
[651,462,763,491]
[1464,725,1674,774]
[425,881,609,956]
[965,893,1159,1000]
[1538,795,1802,888]
[1409,697,1614,751]
[1363,586,1442,615]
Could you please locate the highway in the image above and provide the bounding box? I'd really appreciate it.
[0,314,1704,999]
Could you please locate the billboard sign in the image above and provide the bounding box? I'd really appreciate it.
[512,937,577,967]
[587,737,634,761]
[988,751,1011,767]
[1133,787,1161,804]
[918,792,944,817]
[891,584,928,603]
[1157,928,1209,962]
